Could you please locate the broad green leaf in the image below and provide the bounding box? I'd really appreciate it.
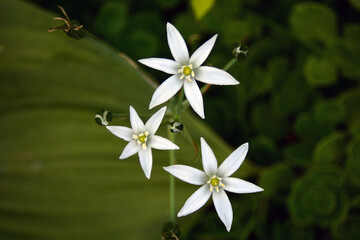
[289,2,337,43]
[191,0,215,20]
[304,55,337,87]
[0,1,253,239]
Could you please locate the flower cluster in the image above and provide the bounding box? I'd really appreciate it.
[105,23,263,232]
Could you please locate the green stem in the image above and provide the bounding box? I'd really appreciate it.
[175,89,185,120]
[168,127,176,223]
[222,58,237,71]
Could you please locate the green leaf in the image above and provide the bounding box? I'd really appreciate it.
[251,103,289,141]
[272,74,313,116]
[248,135,280,166]
[289,2,337,43]
[284,143,313,167]
[313,100,345,125]
[346,137,360,187]
[339,88,360,131]
[273,221,315,240]
[288,167,348,227]
[328,24,360,81]
[313,132,346,164]
[93,1,128,39]
[259,164,294,199]
[304,55,337,87]
[191,0,215,20]
[294,113,334,144]
[0,1,241,239]
[348,0,360,11]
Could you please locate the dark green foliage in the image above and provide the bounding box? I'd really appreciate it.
[288,167,348,227]
[4,0,360,239]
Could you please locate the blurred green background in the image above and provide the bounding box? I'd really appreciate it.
[1,0,360,239]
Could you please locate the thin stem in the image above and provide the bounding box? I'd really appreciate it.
[168,127,176,223]
[222,58,237,71]
[175,89,185,120]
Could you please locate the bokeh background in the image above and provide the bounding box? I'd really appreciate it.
[1,0,360,239]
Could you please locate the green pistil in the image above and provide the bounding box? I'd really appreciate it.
[210,178,219,187]
[183,66,192,75]
[138,135,146,143]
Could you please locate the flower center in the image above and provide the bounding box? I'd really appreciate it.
[133,131,149,150]
[210,178,219,186]
[178,64,195,82]
[207,175,225,192]
[138,135,146,143]
[183,66,192,76]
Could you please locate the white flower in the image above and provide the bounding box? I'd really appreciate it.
[164,138,263,231]
[139,23,239,119]
[107,106,179,179]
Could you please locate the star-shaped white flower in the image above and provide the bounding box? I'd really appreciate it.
[164,138,263,231]
[107,106,179,179]
[139,23,239,119]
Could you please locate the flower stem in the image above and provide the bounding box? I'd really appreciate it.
[222,58,237,71]
[175,89,185,120]
[168,127,176,223]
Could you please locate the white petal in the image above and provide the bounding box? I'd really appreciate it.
[129,106,146,134]
[106,126,133,141]
[189,34,218,68]
[223,177,264,194]
[138,58,181,74]
[145,107,166,134]
[200,137,218,176]
[178,184,211,217]
[138,148,153,179]
[212,189,233,232]
[195,66,239,85]
[184,80,204,119]
[163,165,207,185]
[217,142,249,177]
[120,140,140,159]
[148,135,179,150]
[167,22,189,65]
[149,75,183,109]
